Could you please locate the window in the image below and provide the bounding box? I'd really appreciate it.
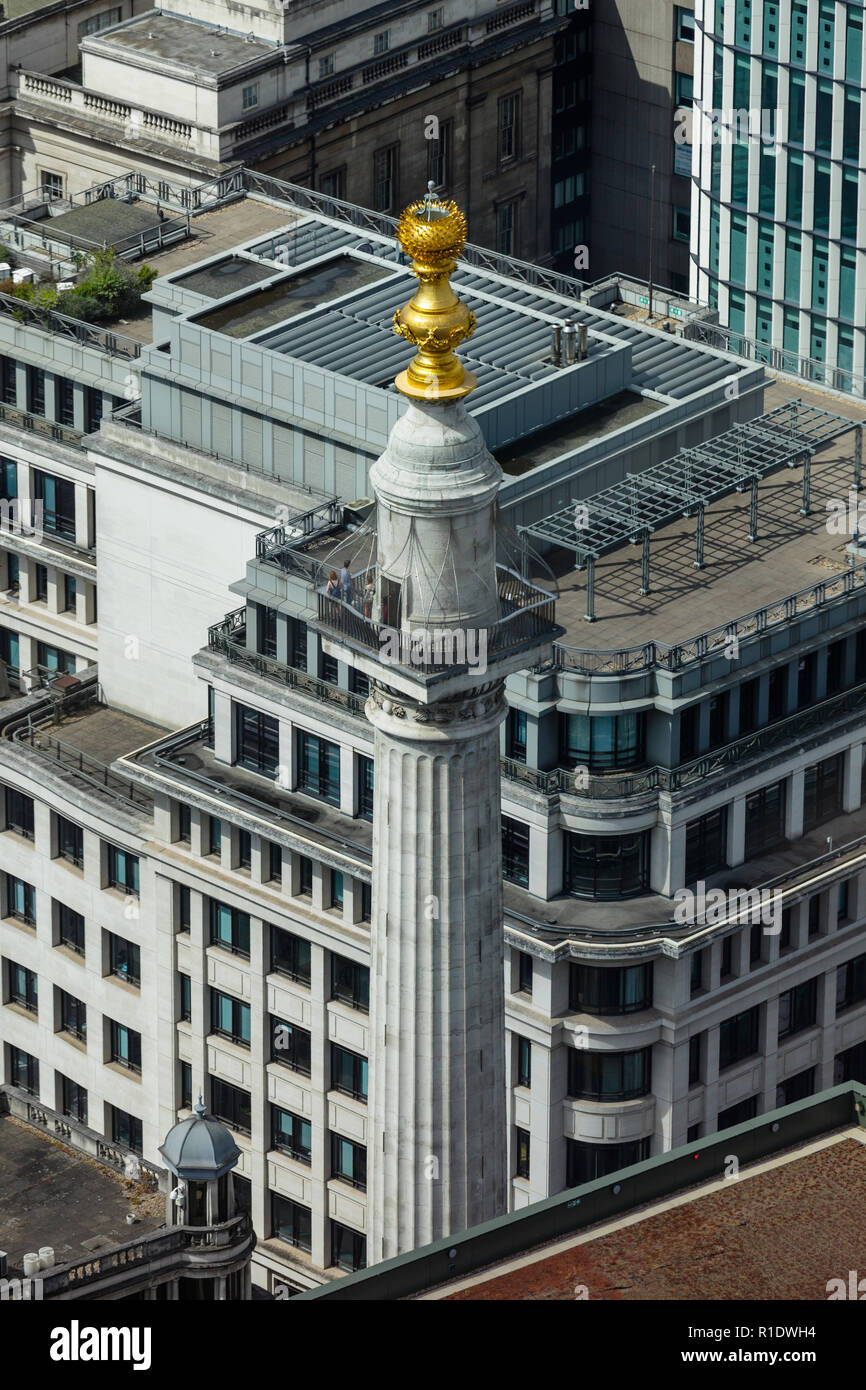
[40,171,64,201]
[32,470,75,540]
[688,1033,702,1086]
[180,1060,192,1110]
[676,6,695,40]
[718,1095,758,1129]
[373,145,398,212]
[808,895,821,939]
[57,902,85,956]
[516,1036,532,1088]
[298,856,313,896]
[319,168,347,201]
[208,816,222,857]
[235,704,279,776]
[5,873,36,925]
[209,900,250,958]
[270,925,311,983]
[778,977,817,1039]
[837,954,866,1013]
[566,1138,650,1187]
[838,880,851,925]
[61,1073,87,1124]
[567,1046,652,1102]
[210,989,251,1047]
[502,816,530,887]
[27,366,45,416]
[177,884,191,934]
[210,1077,251,1135]
[0,628,20,675]
[427,117,452,189]
[776,1067,815,1108]
[685,808,727,883]
[750,923,762,963]
[9,1045,38,1095]
[107,844,139,896]
[179,972,191,1022]
[331,953,369,1012]
[517,951,533,995]
[497,200,517,255]
[0,360,16,407]
[78,8,121,38]
[506,707,527,763]
[331,1221,366,1272]
[565,831,649,900]
[675,72,693,108]
[256,604,277,659]
[318,54,335,79]
[242,83,259,110]
[428,7,444,31]
[330,1043,368,1101]
[5,554,18,594]
[111,1106,142,1154]
[58,378,75,427]
[110,1019,141,1072]
[690,951,704,997]
[373,29,390,54]
[803,754,843,832]
[321,653,338,685]
[108,933,140,986]
[59,988,86,1041]
[7,960,37,1012]
[271,1017,312,1075]
[237,830,251,871]
[34,563,48,602]
[779,907,792,951]
[268,842,282,884]
[331,1132,367,1189]
[679,705,700,762]
[5,787,34,839]
[499,94,519,161]
[744,782,785,855]
[673,207,691,242]
[85,387,103,434]
[298,732,341,804]
[272,1107,312,1163]
[349,667,369,697]
[721,935,734,979]
[719,1005,760,1070]
[55,815,83,867]
[62,574,76,613]
[568,962,653,1015]
[176,804,191,845]
[359,754,374,820]
[271,1194,312,1251]
[360,882,372,922]
[515,1127,530,1179]
[331,870,343,911]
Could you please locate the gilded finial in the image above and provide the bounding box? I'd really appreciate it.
[393,184,478,401]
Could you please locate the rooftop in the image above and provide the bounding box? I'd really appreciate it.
[86,12,275,74]
[439,1129,866,1301]
[0,1113,164,1275]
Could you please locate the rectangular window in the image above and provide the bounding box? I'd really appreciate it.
[497,200,517,255]
[208,900,250,958]
[271,1193,312,1251]
[838,879,851,924]
[179,972,191,1023]
[58,377,75,427]
[568,1046,653,1101]
[719,1004,760,1070]
[9,1044,38,1095]
[569,962,653,1015]
[359,754,374,820]
[5,787,34,839]
[321,653,338,686]
[57,901,85,955]
[803,754,843,832]
[235,704,279,776]
[0,360,16,406]
[360,882,372,922]
[331,953,370,1012]
[318,54,335,79]
[502,816,530,887]
[110,1019,141,1072]
[34,563,48,602]
[331,1132,367,1189]
[271,1017,312,1075]
[270,925,311,983]
[61,1073,87,1124]
[427,117,452,189]
[685,807,728,882]
[26,366,45,416]
[78,8,121,38]
[242,83,258,110]
[517,1036,532,1088]
[237,830,251,871]
[673,207,691,242]
[298,732,341,804]
[210,989,251,1047]
[499,94,519,161]
[518,951,533,995]
[32,470,75,541]
[210,1077,251,1135]
[721,935,734,979]
[268,841,282,884]
[108,933,140,986]
[776,1067,815,1108]
[5,873,36,925]
[330,1043,368,1101]
[272,1106,312,1163]
[744,781,785,855]
[106,844,139,896]
[331,870,344,910]
[506,707,527,762]
[778,977,818,1039]
[59,988,86,1041]
[675,72,694,107]
[676,6,695,41]
[56,815,83,867]
[515,1127,531,1179]
[62,574,76,613]
[7,959,37,1012]
[0,458,16,501]
[298,856,313,896]
[178,884,191,934]
[180,1060,192,1109]
[331,1220,366,1272]
[208,816,222,857]
[718,1095,758,1129]
[319,167,347,201]
[373,145,398,213]
[836,953,866,1013]
[111,1106,142,1154]
[41,173,62,202]
[373,29,390,54]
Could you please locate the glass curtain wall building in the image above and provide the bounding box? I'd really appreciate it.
[691,0,865,390]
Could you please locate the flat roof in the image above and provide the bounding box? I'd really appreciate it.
[436,1129,866,1301]
[88,12,275,74]
[44,704,166,763]
[194,255,393,338]
[0,1114,164,1275]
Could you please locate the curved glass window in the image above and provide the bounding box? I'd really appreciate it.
[565,831,649,901]
[560,712,645,773]
[566,1136,649,1186]
[567,1046,652,1102]
[569,962,653,1015]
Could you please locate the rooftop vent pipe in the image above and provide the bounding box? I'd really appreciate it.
[551,324,562,366]
[563,321,577,365]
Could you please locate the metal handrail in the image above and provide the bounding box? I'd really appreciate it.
[207,620,369,720]
[0,288,142,359]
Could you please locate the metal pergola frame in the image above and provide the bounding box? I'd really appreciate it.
[520,399,863,621]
